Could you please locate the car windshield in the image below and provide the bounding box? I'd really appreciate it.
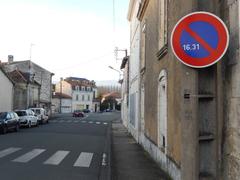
[0,112,7,119]
[33,109,41,115]
[15,111,27,116]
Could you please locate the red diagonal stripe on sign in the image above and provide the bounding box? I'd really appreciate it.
[185,26,215,55]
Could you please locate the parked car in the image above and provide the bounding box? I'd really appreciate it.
[15,110,38,128]
[73,110,84,117]
[0,112,20,134]
[30,108,48,124]
[83,109,90,113]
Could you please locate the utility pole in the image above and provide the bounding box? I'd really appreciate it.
[60,77,63,113]
[29,43,35,60]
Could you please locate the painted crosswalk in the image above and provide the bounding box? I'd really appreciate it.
[73,152,93,167]
[50,120,108,125]
[44,150,69,165]
[0,147,99,168]
[0,147,22,158]
[13,149,46,163]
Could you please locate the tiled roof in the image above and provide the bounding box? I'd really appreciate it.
[8,70,27,83]
[52,92,72,99]
[65,77,88,81]
[8,70,40,86]
[65,77,96,88]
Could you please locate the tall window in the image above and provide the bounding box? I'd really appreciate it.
[158,0,167,51]
[88,95,90,101]
[82,86,85,91]
[82,95,85,101]
[76,86,79,91]
[76,94,79,101]
[158,69,167,152]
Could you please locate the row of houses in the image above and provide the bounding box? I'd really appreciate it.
[121,0,240,180]
[0,55,53,114]
[0,56,101,114]
[52,77,100,113]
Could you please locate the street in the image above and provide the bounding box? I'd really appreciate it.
[0,112,119,180]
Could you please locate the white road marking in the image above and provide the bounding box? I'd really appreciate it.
[44,150,69,165]
[103,122,108,125]
[89,121,93,124]
[96,122,101,124]
[0,147,22,158]
[81,121,86,123]
[13,149,46,163]
[67,120,72,123]
[73,152,93,167]
[102,153,107,166]
[74,120,78,123]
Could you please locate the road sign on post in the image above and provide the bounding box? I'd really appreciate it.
[171,12,229,68]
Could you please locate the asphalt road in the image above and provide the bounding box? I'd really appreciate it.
[0,112,120,180]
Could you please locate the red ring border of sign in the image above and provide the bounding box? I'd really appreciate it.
[171,11,229,68]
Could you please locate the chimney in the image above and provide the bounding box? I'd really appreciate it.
[8,55,14,63]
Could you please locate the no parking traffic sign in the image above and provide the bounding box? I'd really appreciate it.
[171,12,229,68]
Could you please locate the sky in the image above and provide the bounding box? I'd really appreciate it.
[0,0,130,82]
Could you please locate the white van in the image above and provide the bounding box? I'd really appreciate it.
[15,109,38,127]
[30,108,49,124]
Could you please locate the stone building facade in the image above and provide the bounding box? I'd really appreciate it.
[123,0,240,179]
[8,70,41,110]
[3,59,54,113]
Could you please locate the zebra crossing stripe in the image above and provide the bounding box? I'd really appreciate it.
[96,122,100,124]
[13,149,46,163]
[44,150,69,165]
[103,123,108,125]
[0,147,22,158]
[73,152,93,167]
[89,121,93,124]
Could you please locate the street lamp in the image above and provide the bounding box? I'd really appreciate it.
[108,66,122,80]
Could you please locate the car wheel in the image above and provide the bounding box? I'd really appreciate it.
[1,126,7,134]
[15,124,19,132]
[28,121,31,128]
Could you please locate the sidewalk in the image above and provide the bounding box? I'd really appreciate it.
[111,120,170,180]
